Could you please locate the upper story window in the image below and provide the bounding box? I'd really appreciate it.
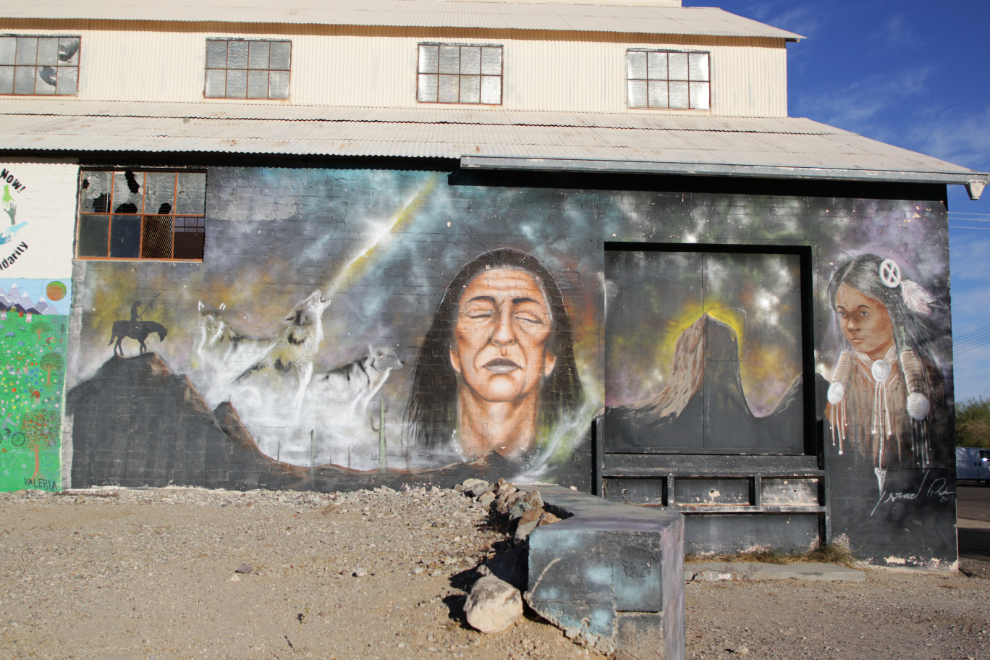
[417,44,502,105]
[627,50,710,111]
[205,39,291,100]
[0,35,80,96]
[76,170,207,261]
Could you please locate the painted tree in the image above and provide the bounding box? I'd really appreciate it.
[20,408,59,481]
[32,318,51,341]
[38,352,63,386]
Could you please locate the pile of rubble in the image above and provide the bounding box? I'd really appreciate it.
[453,478,565,635]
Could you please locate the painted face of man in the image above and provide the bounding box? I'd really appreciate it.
[450,268,557,403]
[835,283,895,360]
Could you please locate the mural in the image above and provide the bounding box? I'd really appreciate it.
[0,278,71,492]
[825,254,950,488]
[63,165,956,565]
[68,168,601,490]
[603,250,805,454]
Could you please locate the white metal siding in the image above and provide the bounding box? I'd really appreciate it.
[0,26,788,116]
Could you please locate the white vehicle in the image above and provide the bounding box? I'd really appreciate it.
[956,447,990,485]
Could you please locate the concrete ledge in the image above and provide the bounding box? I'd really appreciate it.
[685,562,865,582]
[522,485,685,660]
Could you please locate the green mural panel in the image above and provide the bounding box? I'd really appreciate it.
[0,278,71,492]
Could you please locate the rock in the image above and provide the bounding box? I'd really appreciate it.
[484,549,528,590]
[517,507,545,527]
[476,491,496,507]
[464,576,523,633]
[496,482,516,497]
[235,563,253,574]
[539,512,561,526]
[464,481,490,498]
[228,574,241,582]
[514,518,541,543]
[509,490,544,522]
[523,490,544,509]
[354,569,368,577]
[496,490,524,516]
[412,567,425,575]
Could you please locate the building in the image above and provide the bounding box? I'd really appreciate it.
[0,0,984,568]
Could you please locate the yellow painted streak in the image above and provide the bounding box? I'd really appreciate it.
[323,175,438,298]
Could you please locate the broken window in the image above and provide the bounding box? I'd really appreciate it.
[626,50,710,111]
[76,170,207,261]
[0,35,80,96]
[205,39,291,99]
[417,44,503,105]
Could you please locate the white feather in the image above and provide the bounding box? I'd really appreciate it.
[901,280,935,315]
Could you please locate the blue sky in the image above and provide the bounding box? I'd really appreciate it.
[684,0,990,400]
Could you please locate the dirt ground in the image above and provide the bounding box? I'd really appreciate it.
[1,486,988,660]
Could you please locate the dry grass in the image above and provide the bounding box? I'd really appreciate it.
[684,543,857,568]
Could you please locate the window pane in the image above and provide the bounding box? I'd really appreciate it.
[438,46,459,74]
[205,69,226,98]
[109,215,141,259]
[269,41,291,71]
[77,215,110,257]
[145,172,176,215]
[0,66,13,94]
[206,40,228,69]
[417,74,438,102]
[248,41,270,70]
[113,171,143,213]
[690,81,710,110]
[15,38,37,66]
[269,70,289,99]
[0,37,14,66]
[226,69,247,98]
[227,41,248,69]
[36,38,58,66]
[480,75,501,104]
[689,53,709,81]
[176,173,207,215]
[13,66,34,94]
[35,67,56,95]
[55,66,77,95]
[668,81,689,109]
[438,74,459,102]
[460,47,481,74]
[58,37,80,66]
[627,51,647,80]
[648,80,668,108]
[627,80,647,108]
[141,215,173,259]
[647,52,667,80]
[481,47,501,75]
[418,45,438,74]
[668,52,688,80]
[80,171,112,213]
[460,75,480,103]
[173,225,205,260]
[247,69,268,98]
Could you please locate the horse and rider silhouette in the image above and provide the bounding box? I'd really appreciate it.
[109,298,168,356]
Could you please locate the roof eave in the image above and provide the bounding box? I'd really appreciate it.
[460,155,990,190]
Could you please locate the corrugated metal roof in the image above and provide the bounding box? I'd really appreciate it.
[0,101,980,184]
[0,100,835,133]
[0,1,803,39]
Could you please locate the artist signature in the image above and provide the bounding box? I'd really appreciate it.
[871,470,956,516]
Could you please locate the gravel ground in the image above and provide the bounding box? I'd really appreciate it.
[1,486,988,660]
[0,486,603,660]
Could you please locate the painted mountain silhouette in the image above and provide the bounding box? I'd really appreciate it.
[67,353,530,491]
[604,314,804,454]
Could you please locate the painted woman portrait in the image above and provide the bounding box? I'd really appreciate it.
[825,254,948,480]
[404,248,583,460]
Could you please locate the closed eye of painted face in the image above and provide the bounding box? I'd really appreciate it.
[834,283,895,360]
[450,268,556,403]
